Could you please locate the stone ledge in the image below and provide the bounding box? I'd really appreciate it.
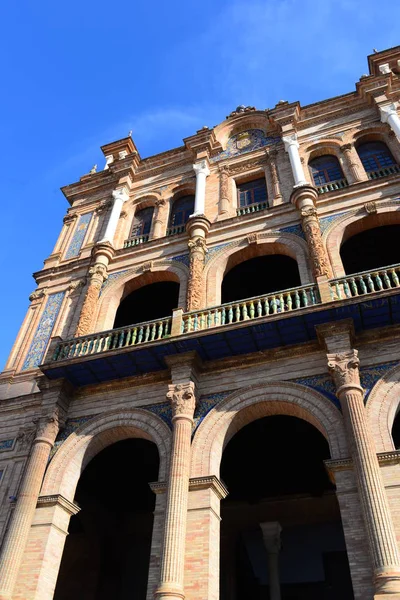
[37,494,80,515]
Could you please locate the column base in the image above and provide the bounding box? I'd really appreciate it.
[154,584,185,600]
[374,571,400,595]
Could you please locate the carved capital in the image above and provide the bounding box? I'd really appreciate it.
[63,213,78,224]
[188,237,207,253]
[112,188,129,203]
[380,102,399,124]
[247,232,260,245]
[29,288,48,302]
[340,143,353,153]
[327,350,361,390]
[95,200,112,214]
[155,198,166,208]
[68,278,86,292]
[167,382,196,419]
[300,206,318,218]
[193,159,210,178]
[282,133,299,151]
[88,264,108,282]
[16,424,37,451]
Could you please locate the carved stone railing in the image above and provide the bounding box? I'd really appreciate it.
[123,234,150,248]
[52,316,172,361]
[329,263,400,300]
[236,201,268,216]
[181,284,319,333]
[367,164,400,179]
[316,178,348,194]
[166,224,186,236]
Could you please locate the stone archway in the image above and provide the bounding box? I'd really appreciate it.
[15,409,171,600]
[366,364,400,453]
[204,234,313,307]
[94,260,189,333]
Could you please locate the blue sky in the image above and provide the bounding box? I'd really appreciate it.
[0,0,399,369]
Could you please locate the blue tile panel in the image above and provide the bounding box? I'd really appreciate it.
[171,253,190,268]
[211,129,280,162]
[0,439,14,451]
[50,415,98,459]
[64,212,93,259]
[22,292,65,371]
[291,375,339,408]
[100,269,129,296]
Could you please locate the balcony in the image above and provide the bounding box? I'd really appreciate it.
[236,201,268,216]
[316,178,348,195]
[42,263,400,386]
[123,234,150,248]
[367,164,400,180]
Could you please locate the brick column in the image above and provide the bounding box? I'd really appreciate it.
[0,415,62,600]
[327,350,400,596]
[155,381,197,600]
[74,242,114,337]
[291,185,332,280]
[186,216,211,311]
[340,143,367,183]
[265,148,283,205]
[218,165,230,215]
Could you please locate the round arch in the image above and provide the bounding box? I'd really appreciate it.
[42,409,171,502]
[366,364,400,453]
[324,203,400,277]
[94,259,189,332]
[191,382,347,478]
[351,126,400,165]
[204,233,312,306]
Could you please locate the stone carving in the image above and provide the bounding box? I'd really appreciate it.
[327,350,361,389]
[219,166,229,195]
[75,264,108,337]
[155,198,166,208]
[300,206,318,218]
[167,383,196,418]
[90,164,97,174]
[226,159,264,176]
[67,279,86,293]
[141,261,153,273]
[95,200,112,214]
[34,416,58,443]
[29,288,48,302]
[16,424,37,451]
[63,213,78,224]
[365,201,377,214]
[187,237,207,310]
[247,233,259,245]
[88,264,108,281]
[299,206,332,278]
[340,144,364,182]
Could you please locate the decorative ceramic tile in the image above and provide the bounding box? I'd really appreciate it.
[279,224,305,240]
[22,292,65,371]
[100,269,129,296]
[145,402,172,429]
[319,212,347,235]
[211,129,280,163]
[64,212,93,259]
[0,439,14,451]
[193,390,235,432]
[292,375,340,408]
[205,243,230,265]
[361,361,399,400]
[50,415,97,459]
[171,253,190,268]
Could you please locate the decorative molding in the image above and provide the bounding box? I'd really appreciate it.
[210,129,280,163]
[29,288,48,302]
[188,475,228,499]
[37,494,80,515]
[326,450,400,474]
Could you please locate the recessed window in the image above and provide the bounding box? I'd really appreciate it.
[357,142,396,172]
[237,178,267,208]
[309,155,344,185]
[130,207,154,238]
[169,195,195,227]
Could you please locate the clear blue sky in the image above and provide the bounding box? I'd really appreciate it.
[0,0,399,369]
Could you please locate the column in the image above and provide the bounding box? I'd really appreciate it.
[0,415,61,600]
[282,134,307,186]
[186,217,211,311]
[380,103,400,141]
[327,349,400,596]
[155,382,197,600]
[74,242,114,337]
[218,165,230,215]
[192,159,210,216]
[340,144,367,183]
[261,522,282,600]
[99,187,129,244]
[152,199,167,239]
[291,186,332,280]
[265,148,283,205]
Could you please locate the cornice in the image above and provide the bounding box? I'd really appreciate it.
[326,450,400,475]
[150,476,228,499]
[37,494,80,515]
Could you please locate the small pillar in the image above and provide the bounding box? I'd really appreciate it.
[152,199,167,239]
[186,216,211,311]
[192,159,210,216]
[282,134,307,186]
[265,148,283,205]
[260,521,282,600]
[99,187,129,245]
[340,143,367,183]
[218,165,230,215]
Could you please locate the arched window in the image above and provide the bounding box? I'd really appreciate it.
[168,195,195,235]
[130,207,154,238]
[357,142,396,174]
[308,155,344,186]
[237,178,267,209]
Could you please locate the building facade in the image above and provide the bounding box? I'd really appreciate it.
[1,46,400,600]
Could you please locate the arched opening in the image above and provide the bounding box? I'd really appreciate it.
[54,438,159,600]
[221,254,301,304]
[237,177,268,209]
[308,155,344,186]
[220,415,353,600]
[130,207,154,239]
[340,224,400,275]
[392,408,400,449]
[113,280,180,328]
[168,195,195,235]
[356,141,397,176]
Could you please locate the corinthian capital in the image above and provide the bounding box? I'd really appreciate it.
[88,264,108,282]
[327,350,361,390]
[380,102,399,124]
[193,160,210,177]
[112,188,129,203]
[282,133,299,151]
[167,382,196,418]
[188,237,207,253]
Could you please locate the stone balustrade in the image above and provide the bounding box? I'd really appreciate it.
[236,201,268,216]
[123,234,150,248]
[316,178,348,194]
[330,263,400,300]
[367,164,400,179]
